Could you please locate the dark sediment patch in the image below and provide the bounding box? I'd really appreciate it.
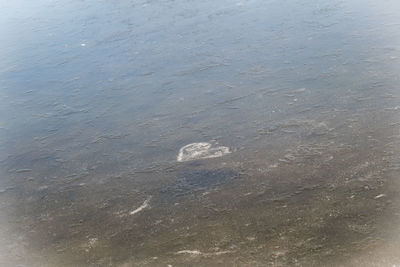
[160,169,238,198]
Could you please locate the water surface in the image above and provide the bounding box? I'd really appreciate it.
[2,0,400,266]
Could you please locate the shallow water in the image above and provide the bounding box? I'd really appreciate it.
[2,0,400,266]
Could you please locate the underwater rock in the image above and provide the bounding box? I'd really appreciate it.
[160,169,237,199]
[177,142,231,162]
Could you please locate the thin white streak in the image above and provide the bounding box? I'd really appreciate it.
[130,197,151,215]
[175,250,233,256]
[175,250,202,255]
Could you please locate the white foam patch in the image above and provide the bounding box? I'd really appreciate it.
[177,142,231,162]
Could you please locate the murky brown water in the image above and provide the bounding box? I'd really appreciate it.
[2,0,400,266]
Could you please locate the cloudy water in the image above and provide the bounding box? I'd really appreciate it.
[2,0,400,266]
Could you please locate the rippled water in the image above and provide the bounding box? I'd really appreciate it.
[2,0,400,266]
